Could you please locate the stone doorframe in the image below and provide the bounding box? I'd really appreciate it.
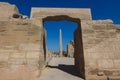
[30,8,92,78]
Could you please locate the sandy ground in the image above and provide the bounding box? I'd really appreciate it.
[39,57,83,80]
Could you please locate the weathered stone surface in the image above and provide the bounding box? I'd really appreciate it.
[97,71,105,76]
[114,60,120,68]
[67,40,74,58]
[0,2,46,80]
[98,60,114,69]
[31,8,92,20]
[108,76,120,80]
[79,20,120,79]
[26,51,40,59]
[1,2,120,80]
[0,53,9,62]
[0,2,20,20]
[86,75,107,80]
[19,43,41,51]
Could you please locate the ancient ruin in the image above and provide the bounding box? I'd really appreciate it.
[67,40,74,58]
[0,2,120,80]
[0,2,46,80]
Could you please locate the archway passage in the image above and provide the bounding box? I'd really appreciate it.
[42,15,85,79]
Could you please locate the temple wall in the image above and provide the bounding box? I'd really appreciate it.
[0,20,45,80]
[1,2,120,80]
[81,20,120,79]
[0,2,19,21]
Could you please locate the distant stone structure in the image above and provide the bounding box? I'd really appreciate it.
[67,40,74,58]
[0,2,120,80]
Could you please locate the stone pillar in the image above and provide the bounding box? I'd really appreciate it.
[59,29,63,57]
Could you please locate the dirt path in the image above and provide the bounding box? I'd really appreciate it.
[39,57,83,80]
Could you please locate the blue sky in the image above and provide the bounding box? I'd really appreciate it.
[1,0,120,23]
[0,0,120,52]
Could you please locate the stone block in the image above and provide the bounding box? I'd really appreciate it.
[10,52,26,58]
[0,49,18,53]
[114,52,120,59]
[86,75,107,80]
[114,60,120,69]
[98,60,114,69]
[26,51,40,59]
[19,43,40,51]
[85,59,97,67]
[86,52,101,59]
[108,76,120,80]
[8,65,25,71]
[31,8,92,20]
[0,53,9,62]
[27,59,39,65]
[102,52,115,59]
[8,58,26,65]
[27,64,39,71]
[0,61,8,68]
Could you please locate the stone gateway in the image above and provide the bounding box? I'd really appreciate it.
[0,2,120,80]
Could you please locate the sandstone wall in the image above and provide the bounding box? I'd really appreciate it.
[80,20,120,79]
[29,6,120,80]
[0,2,19,20]
[31,8,92,20]
[0,20,45,80]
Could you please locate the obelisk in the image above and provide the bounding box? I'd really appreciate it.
[59,29,63,57]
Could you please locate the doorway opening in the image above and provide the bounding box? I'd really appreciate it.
[43,15,84,78]
[43,15,79,56]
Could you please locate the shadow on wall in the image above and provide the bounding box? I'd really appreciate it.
[47,64,82,78]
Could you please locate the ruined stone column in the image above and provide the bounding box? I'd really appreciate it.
[59,29,63,57]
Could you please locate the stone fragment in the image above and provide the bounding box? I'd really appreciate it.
[97,71,105,76]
